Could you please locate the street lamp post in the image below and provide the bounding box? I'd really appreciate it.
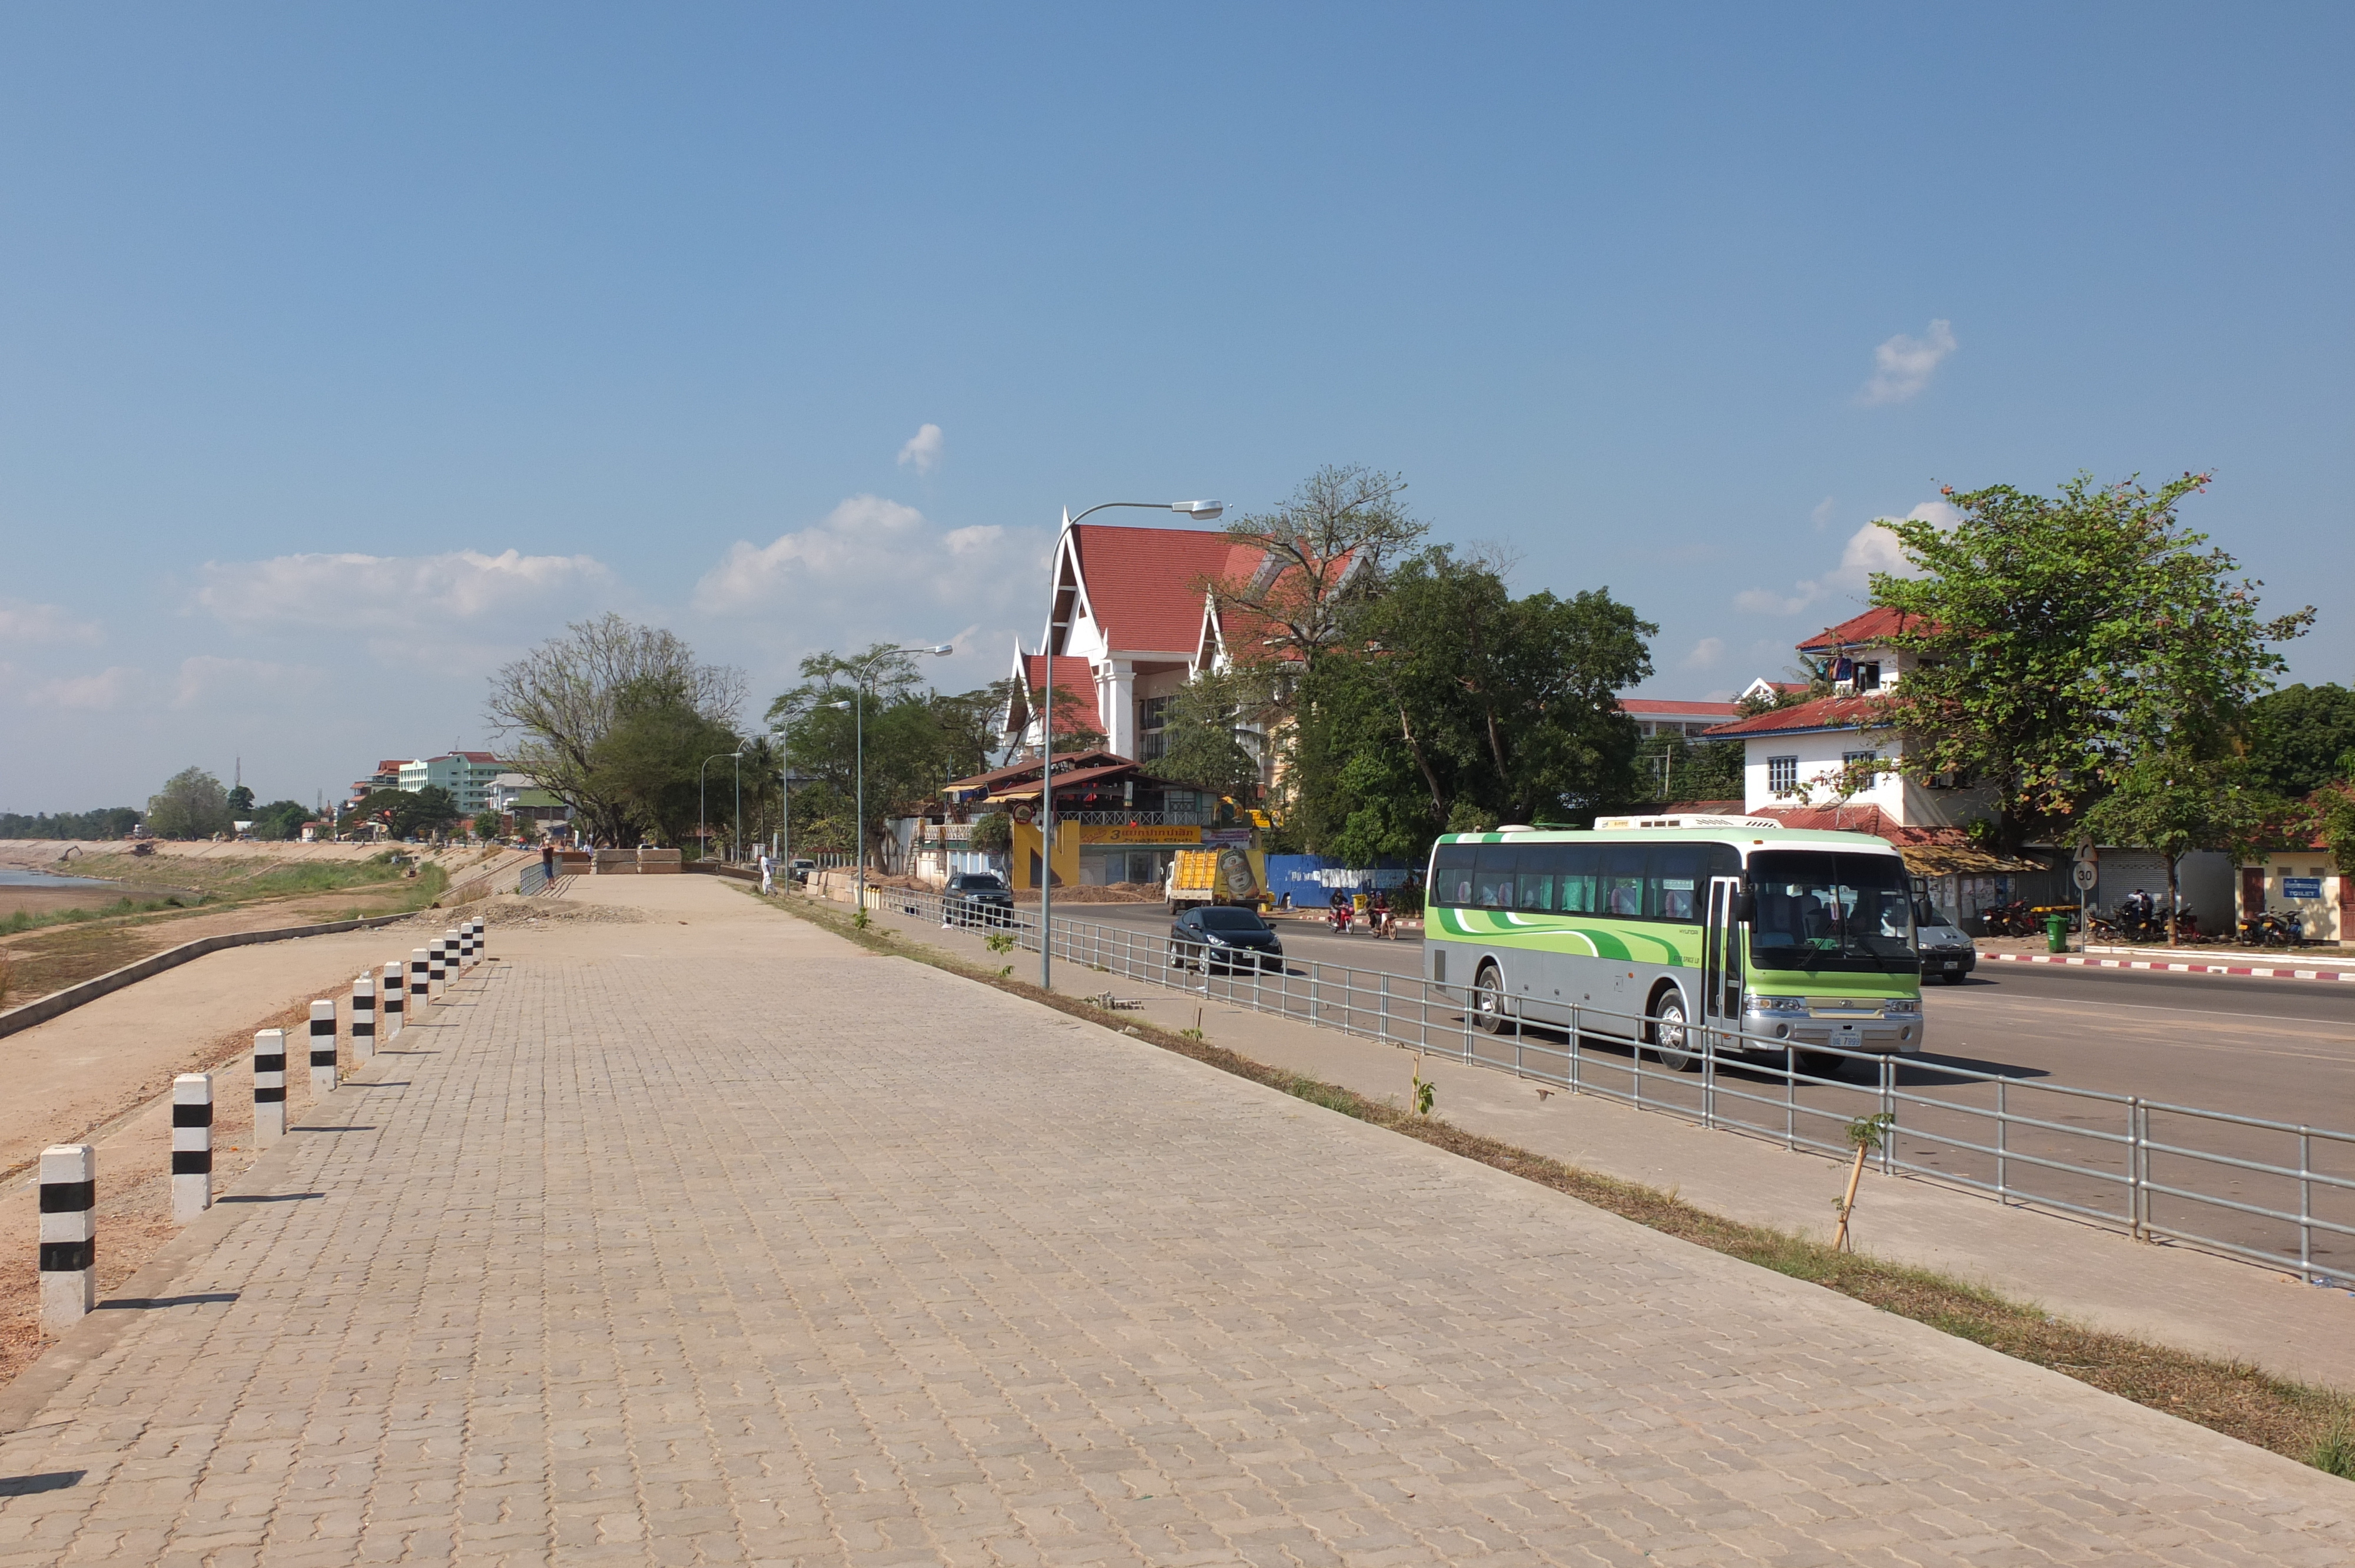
[841,644,953,915]
[1039,500,1222,990]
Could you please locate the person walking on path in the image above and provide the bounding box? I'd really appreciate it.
[540,843,556,882]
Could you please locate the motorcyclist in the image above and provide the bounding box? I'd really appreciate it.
[1368,887,1392,939]
[1328,888,1352,932]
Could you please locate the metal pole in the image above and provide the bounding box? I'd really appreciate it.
[2300,1127,2313,1276]
[780,729,790,890]
[1041,515,1060,992]
[1996,1078,2009,1202]
[733,752,744,863]
[854,686,865,913]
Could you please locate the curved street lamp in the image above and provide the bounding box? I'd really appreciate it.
[1040,501,1222,989]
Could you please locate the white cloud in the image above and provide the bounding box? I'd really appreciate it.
[21,666,140,711]
[1810,496,1837,531]
[1860,318,1956,406]
[1736,503,1948,616]
[1680,637,1726,670]
[895,423,944,476]
[195,549,613,632]
[0,598,102,646]
[172,655,328,710]
[694,494,1027,619]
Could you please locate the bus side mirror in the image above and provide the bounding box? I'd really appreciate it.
[1732,889,1755,923]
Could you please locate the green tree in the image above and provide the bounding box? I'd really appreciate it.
[145,767,233,840]
[585,678,744,848]
[1145,666,1269,801]
[2307,785,2355,878]
[486,613,746,846]
[1633,734,1746,803]
[766,646,997,868]
[969,810,1013,856]
[347,787,460,839]
[1872,472,2313,853]
[1296,549,1654,865]
[2245,683,2355,799]
[1211,464,1429,697]
[249,799,313,841]
[225,784,256,818]
[0,807,140,840]
[2082,752,2271,944]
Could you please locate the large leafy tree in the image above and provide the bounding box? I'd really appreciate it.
[2244,683,2355,799]
[1145,666,1270,802]
[2081,753,2270,944]
[766,645,1001,867]
[145,767,233,840]
[585,677,744,848]
[486,613,745,845]
[349,786,461,839]
[1872,473,2313,853]
[1210,465,1428,696]
[1295,549,1654,864]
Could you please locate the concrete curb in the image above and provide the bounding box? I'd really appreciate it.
[0,913,422,1039]
[1985,949,2355,983]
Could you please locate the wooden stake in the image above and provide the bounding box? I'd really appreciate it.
[1832,1142,1868,1253]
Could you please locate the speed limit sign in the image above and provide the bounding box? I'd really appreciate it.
[2072,860,2098,891]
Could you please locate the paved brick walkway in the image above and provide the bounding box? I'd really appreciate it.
[0,879,2349,1565]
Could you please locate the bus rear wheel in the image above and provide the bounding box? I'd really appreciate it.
[1472,962,1508,1035]
[1647,989,1698,1072]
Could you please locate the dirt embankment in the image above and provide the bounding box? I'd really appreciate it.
[0,842,525,1009]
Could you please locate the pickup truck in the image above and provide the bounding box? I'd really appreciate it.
[1165,846,1261,912]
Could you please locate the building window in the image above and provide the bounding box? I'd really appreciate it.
[1767,756,1797,794]
[1842,749,1878,769]
[1854,661,1881,692]
[1137,695,1170,762]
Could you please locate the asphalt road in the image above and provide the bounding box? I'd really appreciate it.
[1004,896,2355,1274]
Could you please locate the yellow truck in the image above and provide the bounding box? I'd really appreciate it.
[1165,846,1262,912]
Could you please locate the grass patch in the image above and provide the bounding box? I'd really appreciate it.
[761,884,2355,1481]
[1,892,208,936]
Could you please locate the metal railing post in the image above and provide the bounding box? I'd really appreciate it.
[1568,1005,1581,1095]
[1996,1078,2009,1204]
[1701,1034,1715,1131]
[1379,972,1392,1045]
[1784,1047,1796,1150]
[1878,1055,1896,1174]
[2300,1127,2313,1276]
[2130,1096,2147,1240]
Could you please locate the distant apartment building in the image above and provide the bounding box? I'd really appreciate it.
[348,759,406,805]
[487,772,571,828]
[398,752,507,815]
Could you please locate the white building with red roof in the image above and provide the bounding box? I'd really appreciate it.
[1001,521,1312,768]
[1703,607,1988,829]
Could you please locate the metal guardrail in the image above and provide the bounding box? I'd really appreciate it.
[517,861,552,896]
[843,879,2355,1283]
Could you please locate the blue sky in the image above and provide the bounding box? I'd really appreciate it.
[2,5,2347,810]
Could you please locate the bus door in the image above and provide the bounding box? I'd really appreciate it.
[1703,876,1746,1052]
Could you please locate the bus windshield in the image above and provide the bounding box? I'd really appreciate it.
[1747,851,1917,975]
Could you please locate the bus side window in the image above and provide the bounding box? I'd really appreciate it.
[1431,843,1476,908]
[1472,845,1517,909]
[1516,846,1559,912]
[1649,845,1707,923]
[1602,844,1646,919]
[1557,843,1600,913]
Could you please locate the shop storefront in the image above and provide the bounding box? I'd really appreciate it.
[2240,851,2348,943]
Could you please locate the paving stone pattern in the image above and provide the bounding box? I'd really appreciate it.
[1,912,2351,1565]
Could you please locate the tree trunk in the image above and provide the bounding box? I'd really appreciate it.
[1398,704,1446,820]
[2166,855,2181,946]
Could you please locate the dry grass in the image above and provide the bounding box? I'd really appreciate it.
[769,887,2355,1481]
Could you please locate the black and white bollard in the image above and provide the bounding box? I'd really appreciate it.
[39,1144,95,1330]
[253,1028,287,1146]
[382,959,404,1041]
[457,921,474,966]
[427,938,446,999]
[473,918,488,962]
[410,948,430,1016]
[172,1074,213,1222]
[309,998,338,1097]
[352,972,376,1064]
[447,925,465,974]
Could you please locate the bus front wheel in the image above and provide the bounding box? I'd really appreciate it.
[1647,989,1698,1072]
[1472,962,1508,1035]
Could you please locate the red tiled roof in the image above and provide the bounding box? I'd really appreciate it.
[372,759,406,773]
[1751,804,1952,846]
[987,760,1145,802]
[1702,693,1889,738]
[1620,699,1743,717]
[1797,607,1928,653]
[1020,655,1103,733]
[1071,526,1257,654]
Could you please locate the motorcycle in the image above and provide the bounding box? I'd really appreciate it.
[1327,903,1354,935]
[1366,905,1394,940]
[2237,910,2303,948]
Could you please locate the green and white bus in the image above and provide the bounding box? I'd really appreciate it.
[1423,815,1924,1072]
